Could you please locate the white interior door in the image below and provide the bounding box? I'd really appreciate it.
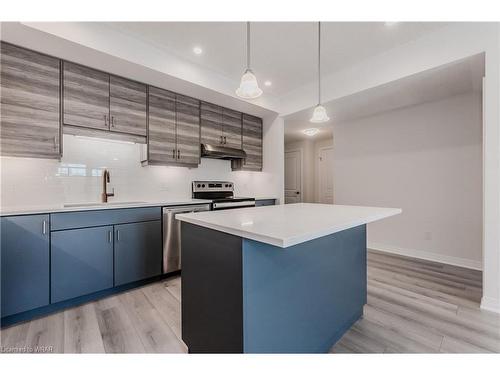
[319,147,334,204]
[284,150,302,204]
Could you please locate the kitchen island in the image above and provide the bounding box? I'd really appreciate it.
[177,203,401,353]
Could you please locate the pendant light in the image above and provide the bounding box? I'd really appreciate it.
[310,22,330,123]
[236,22,263,99]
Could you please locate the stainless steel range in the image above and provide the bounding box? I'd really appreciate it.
[192,181,256,210]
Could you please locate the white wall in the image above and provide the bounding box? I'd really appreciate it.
[333,92,483,269]
[1,117,284,208]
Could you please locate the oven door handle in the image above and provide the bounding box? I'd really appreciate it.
[212,201,256,209]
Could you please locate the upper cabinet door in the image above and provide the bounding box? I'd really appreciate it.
[176,94,200,166]
[232,114,263,171]
[63,61,110,131]
[109,76,147,136]
[200,101,223,145]
[1,42,61,158]
[148,87,177,164]
[222,108,242,149]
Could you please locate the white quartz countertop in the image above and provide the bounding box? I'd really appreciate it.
[177,203,402,248]
[0,199,212,216]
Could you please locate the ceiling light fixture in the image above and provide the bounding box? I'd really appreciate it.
[264,80,272,87]
[302,128,320,137]
[310,22,330,123]
[236,22,262,99]
[193,46,203,55]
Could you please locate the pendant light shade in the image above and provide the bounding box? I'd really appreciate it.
[236,22,262,99]
[236,69,262,99]
[310,21,330,123]
[310,104,330,123]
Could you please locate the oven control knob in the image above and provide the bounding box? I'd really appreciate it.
[202,184,205,188]
[197,184,201,188]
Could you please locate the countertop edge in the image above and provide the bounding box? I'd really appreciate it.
[0,199,213,217]
[177,208,402,248]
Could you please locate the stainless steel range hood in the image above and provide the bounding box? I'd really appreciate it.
[201,144,247,160]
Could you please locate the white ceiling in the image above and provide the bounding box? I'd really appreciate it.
[105,22,449,97]
[284,53,485,142]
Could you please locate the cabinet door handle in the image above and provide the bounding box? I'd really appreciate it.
[111,116,115,127]
[224,136,227,144]
[104,115,108,127]
[116,230,120,242]
[220,135,223,144]
[53,136,57,150]
[177,149,180,159]
[108,230,112,243]
[42,220,47,235]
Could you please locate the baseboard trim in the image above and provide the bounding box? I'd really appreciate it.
[368,242,482,271]
[480,296,500,313]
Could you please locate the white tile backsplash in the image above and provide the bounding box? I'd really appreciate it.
[1,134,277,208]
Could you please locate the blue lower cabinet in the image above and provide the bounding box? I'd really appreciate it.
[51,226,114,303]
[114,220,162,286]
[1,215,50,318]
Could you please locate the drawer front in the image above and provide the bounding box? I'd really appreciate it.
[51,207,161,230]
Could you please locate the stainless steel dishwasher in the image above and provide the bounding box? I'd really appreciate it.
[163,204,211,273]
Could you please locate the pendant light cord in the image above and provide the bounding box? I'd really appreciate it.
[247,21,251,70]
[318,21,321,105]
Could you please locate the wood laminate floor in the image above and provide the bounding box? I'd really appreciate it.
[1,251,499,353]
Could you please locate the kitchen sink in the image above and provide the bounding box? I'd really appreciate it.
[64,201,146,208]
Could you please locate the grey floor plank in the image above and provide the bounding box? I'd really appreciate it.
[63,303,105,353]
[118,289,186,353]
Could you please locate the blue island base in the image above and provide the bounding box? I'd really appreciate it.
[181,223,367,353]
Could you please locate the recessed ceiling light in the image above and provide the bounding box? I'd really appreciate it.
[264,80,272,87]
[193,46,203,55]
[302,128,320,137]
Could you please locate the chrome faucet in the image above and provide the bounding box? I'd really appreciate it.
[101,169,115,203]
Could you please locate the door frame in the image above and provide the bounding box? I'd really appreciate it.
[317,145,334,204]
[284,148,304,203]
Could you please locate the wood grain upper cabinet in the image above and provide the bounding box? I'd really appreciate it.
[146,89,200,167]
[109,75,147,136]
[63,61,110,131]
[0,42,61,158]
[200,101,223,145]
[148,87,177,164]
[232,114,263,171]
[176,94,200,165]
[222,108,242,149]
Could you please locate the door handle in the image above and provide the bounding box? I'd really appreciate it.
[177,149,180,159]
[296,191,300,195]
[42,220,48,235]
[116,230,120,242]
[224,136,227,144]
[111,116,115,127]
[104,114,108,127]
[108,230,112,243]
[53,136,57,150]
[220,135,223,144]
